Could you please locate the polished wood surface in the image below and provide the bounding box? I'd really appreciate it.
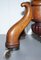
[31,0,41,22]
[31,23,41,36]
[6,2,32,49]
[6,0,41,49]
[31,0,41,36]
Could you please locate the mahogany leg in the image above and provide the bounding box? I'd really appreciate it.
[5,2,32,50]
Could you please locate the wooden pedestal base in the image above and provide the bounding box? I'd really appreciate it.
[31,22,41,36]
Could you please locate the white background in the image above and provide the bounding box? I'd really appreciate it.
[0,0,31,34]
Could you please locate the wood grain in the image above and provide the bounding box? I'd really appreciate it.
[6,2,32,49]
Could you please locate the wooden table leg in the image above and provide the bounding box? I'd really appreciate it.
[5,2,32,50]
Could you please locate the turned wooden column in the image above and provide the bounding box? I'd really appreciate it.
[31,0,41,36]
[6,2,32,49]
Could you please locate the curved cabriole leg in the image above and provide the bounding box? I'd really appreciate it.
[6,2,32,50]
